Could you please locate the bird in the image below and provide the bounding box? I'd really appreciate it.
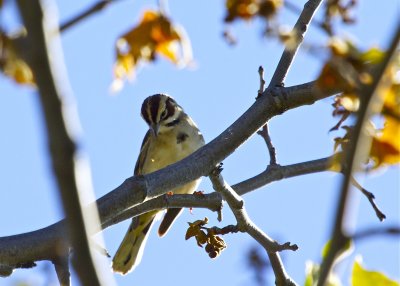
[112,93,205,275]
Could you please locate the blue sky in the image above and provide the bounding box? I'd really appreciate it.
[0,0,399,285]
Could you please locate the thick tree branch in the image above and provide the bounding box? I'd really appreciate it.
[269,0,323,87]
[0,97,339,267]
[93,80,339,231]
[16,1,110,285]
[105,155,334,228]
[317,24,400,286]
[0,152,332,260]
[209,167,298,286]
[0,77,339,277]
[103,192,223,229]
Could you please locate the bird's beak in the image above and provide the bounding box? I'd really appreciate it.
[151,123,160,137]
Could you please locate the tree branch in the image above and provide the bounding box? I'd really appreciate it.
[0,82,338,264]
[103,155,334,228]
[234,156,333,196]
[0,78,339,274]
[60,0,116,32]
[269,0,324,87]
[257,124,278,165]
[317,24,400,286]
[16,1,111,285]
[209,167,298,286]
[103,192,223,229]
[350,177,386,221]
[353,226,400,241]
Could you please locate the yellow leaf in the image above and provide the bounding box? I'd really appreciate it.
[0,33,35,85]
[225,0,259,22]
[113,9,192,86]
[370,117,400,167]
[156,41,179,63]
[352,259,399,286]
[304,261,342,286]
[258,0,283,19]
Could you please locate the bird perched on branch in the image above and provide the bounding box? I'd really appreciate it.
[112,93,205,274]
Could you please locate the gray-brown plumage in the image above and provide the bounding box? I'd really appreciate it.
[112,94,205,274]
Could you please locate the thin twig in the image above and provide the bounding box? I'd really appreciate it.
[353,226,400,241]
[257,65,266,98]
[257,124,278,166]
[257,66,278,165]
[205,225,240,235]
[209,166,298,286]
[16,1,113,285]
[351,177,386,221]
[269,0,324,87]
[60,0,114,32]
[317,24,400,286]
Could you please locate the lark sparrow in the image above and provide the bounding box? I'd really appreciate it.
[112,94,205,274]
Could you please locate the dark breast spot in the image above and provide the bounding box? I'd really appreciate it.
[177,132,189,144]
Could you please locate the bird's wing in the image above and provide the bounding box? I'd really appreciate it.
[134,130,151,176]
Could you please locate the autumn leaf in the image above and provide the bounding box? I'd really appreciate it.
[224,0,282,22]
[304,261,342,286]
[318,40,388,133]
[0,32,35,85]
[352,258,399,286]
[318,39,383,102]
[225,0,259,22]
[185,217,209,241]
[322,0,357,34]
[370,117,400,168]
[186,217,227,258]
[112,9,192,91]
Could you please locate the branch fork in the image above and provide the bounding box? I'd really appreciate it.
[209,165,298,284]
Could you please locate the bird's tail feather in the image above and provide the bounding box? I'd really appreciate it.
[112,211,157,275]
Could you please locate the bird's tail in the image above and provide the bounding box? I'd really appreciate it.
[112,211,158,275]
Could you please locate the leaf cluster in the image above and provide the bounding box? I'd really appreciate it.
[185,217,227,259]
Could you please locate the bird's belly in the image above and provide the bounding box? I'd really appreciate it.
[141,138,202,194]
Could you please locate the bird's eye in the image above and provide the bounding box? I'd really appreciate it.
[161,110,167,119]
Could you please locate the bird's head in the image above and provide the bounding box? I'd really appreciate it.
[141,94,182,136]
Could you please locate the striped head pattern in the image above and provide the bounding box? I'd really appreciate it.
[141,94,182,135]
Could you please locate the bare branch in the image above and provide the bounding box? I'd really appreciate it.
[53,257,70,286]
[60,0,115,32]
[209,166,298,285]
[284,0,327,33]
[317,24,400,286]
[351,177,386,221]
[257,124,278,165]
[0,80,338,270]
[269,0,324,87]
[16,1,111,285]
[0,152,335,269]
[234,156,333,196]
[258,65,266,98]
[353,226,400,241]
[103,192,223,229]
